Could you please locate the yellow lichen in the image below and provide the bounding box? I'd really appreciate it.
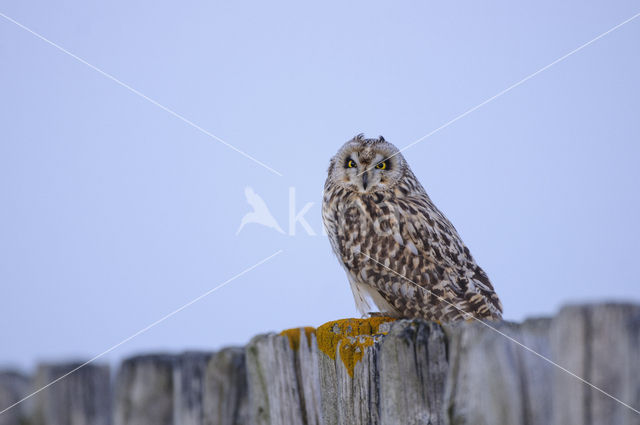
[280,327,316,351]
[316,317,396,377]
[280,318,396,377]
[337,335,376,377]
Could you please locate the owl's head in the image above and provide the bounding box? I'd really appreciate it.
[327,134,407,194]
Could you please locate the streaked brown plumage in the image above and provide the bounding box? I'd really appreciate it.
[322,134,502,322]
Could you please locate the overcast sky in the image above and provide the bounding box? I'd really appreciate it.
[1,1,639,370]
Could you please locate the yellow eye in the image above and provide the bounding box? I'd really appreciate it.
[375,161,387,170]
[346,159,356,168]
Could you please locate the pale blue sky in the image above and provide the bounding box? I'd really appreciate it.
[1,1,639,370]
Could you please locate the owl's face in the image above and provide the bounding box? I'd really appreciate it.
[327,135,406,194]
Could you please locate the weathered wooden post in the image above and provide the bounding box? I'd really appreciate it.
[550,304,640,425]
[174,352,214,425]
[202,347,248,425]
[30,362,111,425]
[113,355,175,425]
[246,318,448,425]
[0,371,30,425]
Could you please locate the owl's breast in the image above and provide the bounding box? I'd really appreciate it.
[324,192,401,276]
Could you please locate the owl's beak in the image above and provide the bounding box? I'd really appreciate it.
[362,172,369,190]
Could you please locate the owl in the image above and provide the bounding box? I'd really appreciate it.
[322,134,502,322]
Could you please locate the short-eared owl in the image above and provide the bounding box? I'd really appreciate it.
[322,134,502,321]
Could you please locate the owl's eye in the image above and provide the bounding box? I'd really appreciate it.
[375,161,387,170]
[346,159,357,168]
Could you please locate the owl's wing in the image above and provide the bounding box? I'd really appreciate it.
[367,194,503,321]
